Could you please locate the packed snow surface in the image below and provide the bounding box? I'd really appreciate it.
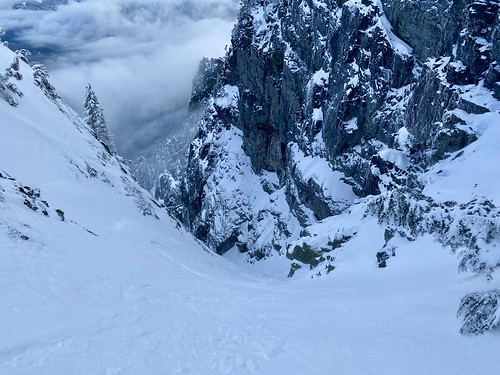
[1,29,500,375]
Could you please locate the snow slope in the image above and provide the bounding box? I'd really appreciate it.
[1,39,499,375]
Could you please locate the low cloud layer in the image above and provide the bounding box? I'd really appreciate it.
[0,0,238,157]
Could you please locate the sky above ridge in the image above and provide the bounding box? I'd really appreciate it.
[0,0,239,157]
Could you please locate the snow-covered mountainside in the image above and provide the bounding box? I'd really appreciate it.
[144,0,500,333]
[179,0,500,258]
[1,44,499,374]
[4,39,499,375]
[1,1,500,374]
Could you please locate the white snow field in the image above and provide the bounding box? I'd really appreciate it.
[1,42,499,374]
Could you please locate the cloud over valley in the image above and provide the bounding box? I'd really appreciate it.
[0,0,238,157]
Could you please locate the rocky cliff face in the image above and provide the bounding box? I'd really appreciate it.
[11,0,74,11]
[157,0,500,282]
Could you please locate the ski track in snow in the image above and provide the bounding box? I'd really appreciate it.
[2,226,499,375]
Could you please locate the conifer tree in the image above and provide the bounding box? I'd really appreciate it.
[0,56,23,107]
[0,27,6,46]
[33,64,59,101]
[458,290,500,334]
[16,49,31,64]
[83,84,117,155]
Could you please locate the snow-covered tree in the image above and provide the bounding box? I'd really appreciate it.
[32,64,59,101]
[458,290,500,335]
[0,77,20,106]
[0,56,23,107]
[84,84,117,155]
[0,27,6,46]
[15,49,31,64]
[5,56,22,81]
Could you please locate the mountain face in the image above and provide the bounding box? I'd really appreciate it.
[1,2,500,371]
[0,41,166,233]
[6,40,500,375]
[0,37,247,374]
[149,0,500,315]
[11,0,75,11]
